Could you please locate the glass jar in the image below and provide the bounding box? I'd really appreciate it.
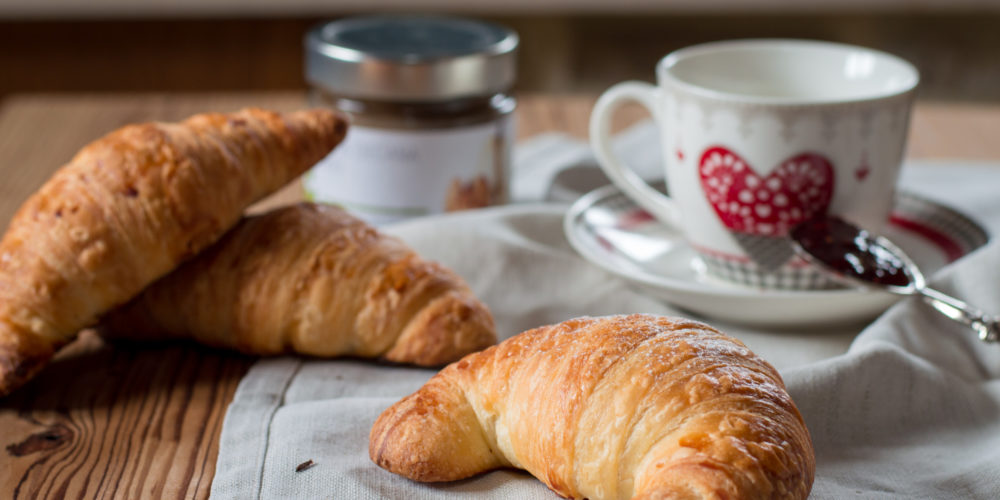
[303,16,518,225]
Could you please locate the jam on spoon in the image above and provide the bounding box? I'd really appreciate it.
[790,215,912,288]
[790,214,999,343]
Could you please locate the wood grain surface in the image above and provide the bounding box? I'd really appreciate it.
[0,92,998,499]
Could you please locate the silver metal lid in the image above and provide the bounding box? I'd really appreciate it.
[305,16,518,101]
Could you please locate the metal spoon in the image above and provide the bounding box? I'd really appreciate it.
[790,215,999,342]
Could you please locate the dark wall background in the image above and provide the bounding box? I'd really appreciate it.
[2,13,999,100]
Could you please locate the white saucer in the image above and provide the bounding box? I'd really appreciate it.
[564,183,990,327]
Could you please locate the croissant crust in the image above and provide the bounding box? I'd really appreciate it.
[370,314,815,500]
[0,108,348,395]
[99,203,496,366]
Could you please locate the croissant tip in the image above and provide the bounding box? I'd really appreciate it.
[279,107,350,158]
[369,385,493,483]
[368,398,424,478]
[381,293,497,367]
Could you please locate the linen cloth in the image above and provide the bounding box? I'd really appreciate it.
[211,124,1000,499]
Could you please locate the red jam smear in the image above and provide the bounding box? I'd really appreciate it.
[791,215,911,287]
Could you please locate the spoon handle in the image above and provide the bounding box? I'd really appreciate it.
[920,287,1000,343]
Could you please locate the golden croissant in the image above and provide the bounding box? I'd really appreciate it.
[0,108,348,395]
[370,314,815,499]
[99,203,496,366]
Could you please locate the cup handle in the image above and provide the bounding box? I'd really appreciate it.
[589,81,684,231]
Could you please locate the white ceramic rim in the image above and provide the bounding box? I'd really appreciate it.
[657,38,920,106]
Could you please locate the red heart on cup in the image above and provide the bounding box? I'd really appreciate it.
[699,146,834,236]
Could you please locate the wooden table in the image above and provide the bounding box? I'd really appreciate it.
[1,92,999,499]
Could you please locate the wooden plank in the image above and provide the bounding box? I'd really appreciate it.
[0,332,250,500]
[908,102,1000,161]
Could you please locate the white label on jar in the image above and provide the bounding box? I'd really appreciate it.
[304,116,513,225]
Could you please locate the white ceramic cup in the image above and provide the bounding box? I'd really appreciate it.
[590,39,919,290]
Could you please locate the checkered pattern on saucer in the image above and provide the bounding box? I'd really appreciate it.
[699,253,840,290]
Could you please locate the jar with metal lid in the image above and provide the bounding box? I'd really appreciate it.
[303,15,518,225]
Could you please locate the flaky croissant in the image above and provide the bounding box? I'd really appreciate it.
[370,314,814,499]
[99,203,496,366]
[0,108,347,395]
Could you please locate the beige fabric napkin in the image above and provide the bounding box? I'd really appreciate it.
[210,127,1000,498]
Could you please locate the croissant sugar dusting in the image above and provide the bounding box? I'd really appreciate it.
[100,203,496,366]
[371,314,815,500]
[0,108,348,395]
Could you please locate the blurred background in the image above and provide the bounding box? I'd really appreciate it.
[2,0,1000,101]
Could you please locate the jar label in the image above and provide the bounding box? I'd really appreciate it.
[304,117,513,225]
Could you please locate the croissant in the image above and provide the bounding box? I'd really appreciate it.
[99,203,496,366]
[370,314,815,499]
[0,108,348,396]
